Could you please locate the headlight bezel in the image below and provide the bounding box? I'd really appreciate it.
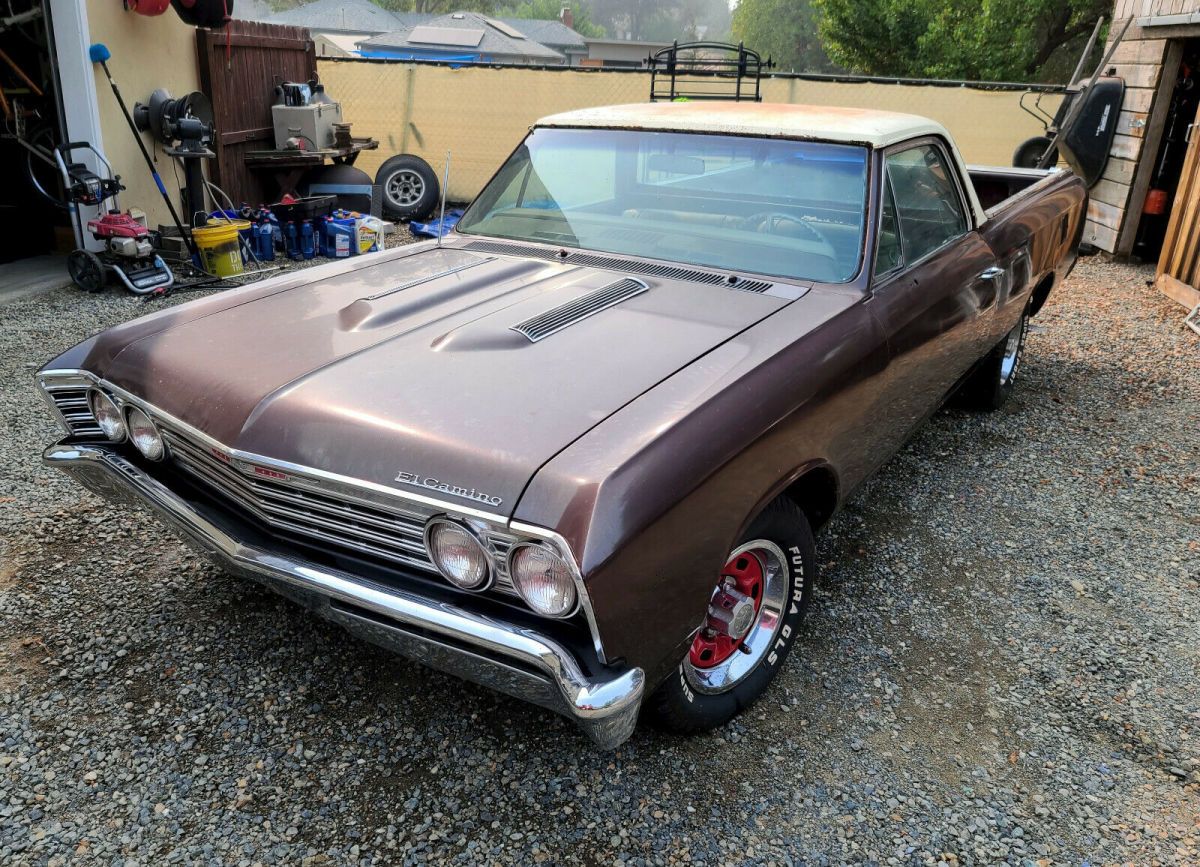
[87,388,127,442]
[423,516,495,591]
[506,541,580,619]
[124,405,167,461]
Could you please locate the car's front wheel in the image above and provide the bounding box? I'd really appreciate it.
[646,496,815,734]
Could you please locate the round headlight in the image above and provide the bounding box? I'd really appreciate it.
[508,543,578,618]
[125,406,165,461]
[425,519,491,590]
[87,389,126,442]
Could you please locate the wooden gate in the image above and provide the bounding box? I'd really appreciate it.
[197,20,315,207]
[1156,121,1200,309]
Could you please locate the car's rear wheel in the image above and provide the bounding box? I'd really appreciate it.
[959,304,1029,411]
[646,496,814,734]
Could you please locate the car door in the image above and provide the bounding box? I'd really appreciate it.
[864,138,1001,455]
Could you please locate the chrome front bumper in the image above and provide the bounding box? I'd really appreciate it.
[44,442,644,749]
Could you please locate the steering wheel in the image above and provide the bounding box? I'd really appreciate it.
[746,212,832,248]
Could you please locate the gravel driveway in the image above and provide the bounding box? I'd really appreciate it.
[1,255,1197,866]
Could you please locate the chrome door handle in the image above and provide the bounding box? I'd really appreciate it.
[978,266,1004,280]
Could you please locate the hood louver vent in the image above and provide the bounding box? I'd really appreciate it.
[512,278,648,343]
[462,240,774,293]
[462,240,562,262]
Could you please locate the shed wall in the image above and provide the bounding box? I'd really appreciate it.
[85,1,201,230]
[1084,0,1200,253]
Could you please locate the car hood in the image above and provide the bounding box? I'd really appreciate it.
[81,245,796,513]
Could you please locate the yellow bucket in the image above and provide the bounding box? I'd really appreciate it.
[193,222,244,278]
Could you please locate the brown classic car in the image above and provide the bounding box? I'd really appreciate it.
[37,103,1086,748]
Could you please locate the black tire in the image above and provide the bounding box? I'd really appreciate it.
[958,305,1029,411]
[67,249,106,293]
[1013,136,1057,169]
[376,154,439,221]
[646,496,815,734]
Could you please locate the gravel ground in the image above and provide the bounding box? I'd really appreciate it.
[1,254,1197,866]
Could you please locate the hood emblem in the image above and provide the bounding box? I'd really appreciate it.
[395,469,503,508]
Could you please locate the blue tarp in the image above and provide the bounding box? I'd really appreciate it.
[410,209,463,238]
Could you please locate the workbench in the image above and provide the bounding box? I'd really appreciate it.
[243,138,378,199]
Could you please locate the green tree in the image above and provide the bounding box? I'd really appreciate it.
[812,0,1110,82]
[731,0,841,73]
[497,0,606,37]
[588,0,729,42]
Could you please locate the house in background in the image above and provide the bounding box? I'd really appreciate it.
[581,37,671,68]
[240,2,648,69]
[357,12,569,65]
[502,15,588,66]
[239,0,419,56]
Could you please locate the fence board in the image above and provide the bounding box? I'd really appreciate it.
[198,21,315,208]
[1157,124,1200,298]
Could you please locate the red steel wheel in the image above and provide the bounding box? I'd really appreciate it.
[646,496,815,734]
[689,551,765,668]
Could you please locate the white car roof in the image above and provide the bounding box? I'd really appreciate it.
[535,102,950,148]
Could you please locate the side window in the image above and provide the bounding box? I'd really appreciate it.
[885,144,968,263]
[874,177,903,277]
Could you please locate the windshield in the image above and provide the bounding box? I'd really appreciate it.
[456,127,868,283]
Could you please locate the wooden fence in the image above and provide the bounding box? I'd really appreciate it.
[1156,122,1200,309]
[197,20,315,208]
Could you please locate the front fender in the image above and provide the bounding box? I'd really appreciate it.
[513,291,885,677]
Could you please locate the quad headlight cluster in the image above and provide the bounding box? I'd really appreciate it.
[423,517,578,618]
[83,384,579,621]
[86,387,167,462]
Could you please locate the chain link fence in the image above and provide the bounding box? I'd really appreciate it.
[318,58,1063,202]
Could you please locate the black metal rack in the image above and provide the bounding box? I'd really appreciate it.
[647,41,772,103]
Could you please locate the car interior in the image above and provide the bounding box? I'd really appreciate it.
[458,132,871,283]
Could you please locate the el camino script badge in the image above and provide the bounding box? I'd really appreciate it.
[394,470,503,507]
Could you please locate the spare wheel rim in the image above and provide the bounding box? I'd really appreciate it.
[386,169,425,207]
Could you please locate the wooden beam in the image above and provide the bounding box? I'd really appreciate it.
[1111,62,1165,88]
[1087,198,1124,229]
[1159,123,1200,276]
[1109,132,1147,160]
[225,34,314,51]
[1155,273,1200,308]
[1115,110,1148,137]
[1083,221,1119,250]
[1100,157,1137,184]
[1109,39,1168,65]
[1090,178,1133,209]
[219,127,273,146]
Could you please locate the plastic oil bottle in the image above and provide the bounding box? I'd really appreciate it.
[301,219,315,259]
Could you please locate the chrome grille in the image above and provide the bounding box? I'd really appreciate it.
[45,385,104,438]
[159,425,520,595]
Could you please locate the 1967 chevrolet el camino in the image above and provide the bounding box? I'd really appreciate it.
[37,103,1086,748]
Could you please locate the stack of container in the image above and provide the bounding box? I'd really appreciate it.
[223,195,386,263]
